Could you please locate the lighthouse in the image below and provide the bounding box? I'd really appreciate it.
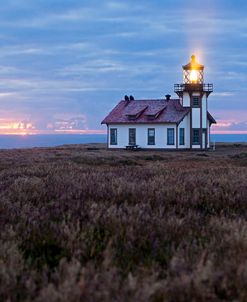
[174,55,214,149]
[102,55,216,150]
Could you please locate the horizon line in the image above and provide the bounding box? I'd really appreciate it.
[0,130,246,135]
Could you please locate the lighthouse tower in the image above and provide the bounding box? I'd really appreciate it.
[174,55,213,149]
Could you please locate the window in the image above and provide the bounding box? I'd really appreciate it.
[167,128,174,145]
[129,128,136,145]
[202,129,206,148]
[148,128,155,145]
[192,129,200,145]
[192,97,200,107]
[179,128,185,145]
[110,128,117,145]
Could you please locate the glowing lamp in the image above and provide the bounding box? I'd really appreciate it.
[174,54,213,102]
[182,55,204,84]
[189,69,198,83]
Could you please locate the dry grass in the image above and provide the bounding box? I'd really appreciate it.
[0,143,247,301]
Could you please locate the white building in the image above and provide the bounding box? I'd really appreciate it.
[102,55,216,150]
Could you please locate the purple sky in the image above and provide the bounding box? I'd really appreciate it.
[0,0,247,134]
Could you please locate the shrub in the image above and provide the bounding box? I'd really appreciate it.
[0,144,247,301]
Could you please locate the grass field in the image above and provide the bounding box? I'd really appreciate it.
[0,143,247,301]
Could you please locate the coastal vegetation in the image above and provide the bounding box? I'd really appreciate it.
[0,143,247,301]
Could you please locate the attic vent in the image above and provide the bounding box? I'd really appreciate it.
[125,105,148,120]
[127,114,137,120]
[144,105,167,120]
[146,114,156,120]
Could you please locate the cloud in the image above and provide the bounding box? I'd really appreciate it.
[52,115,88,131]
[0,92,18,98]
[0,0,245,133]
[0,118,35,134]
[105,2,130,11]
[211,110,247,133]
[212,120,247,134]
[213,92,235,97]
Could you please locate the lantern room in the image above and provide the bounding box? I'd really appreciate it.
[183,55,204,84]
[174,55,213,97]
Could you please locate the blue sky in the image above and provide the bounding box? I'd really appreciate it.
[0,0,247,134]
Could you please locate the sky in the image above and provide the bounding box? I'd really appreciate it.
[0,0,247,134]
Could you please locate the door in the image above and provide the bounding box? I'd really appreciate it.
[129,128,136,145]
[202,129,206,149]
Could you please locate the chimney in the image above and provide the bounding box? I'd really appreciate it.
[129,95,134,101]
[165,94,171,101]
[124,95,130,101]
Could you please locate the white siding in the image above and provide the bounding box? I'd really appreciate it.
[108,124,176,149]
[108,124,186,149]
[178,115,190,148]
[207,119,210,148]
[192,108,200,128]
[202,94,207,128]
[182,92,190,107]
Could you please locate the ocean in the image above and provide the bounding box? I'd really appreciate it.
[0,134,246,149]
[0,134,106,149]
[211,134,247,144]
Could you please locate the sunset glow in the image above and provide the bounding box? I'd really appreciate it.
[0,1,245,137]
[0,118,246,135]
[211,130,247,134]
[0,118,107,135]
[0,129,106,135]
[0,120,106,135]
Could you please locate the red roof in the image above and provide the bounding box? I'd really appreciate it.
[207,111,217,124]
[101,99,190,124]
